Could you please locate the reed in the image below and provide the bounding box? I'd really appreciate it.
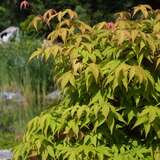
[0,36,54,148]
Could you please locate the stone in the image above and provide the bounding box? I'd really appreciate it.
[0,150,12,160]
[45,90,61,104]
[0,26,19,44]
[0,91,25,103]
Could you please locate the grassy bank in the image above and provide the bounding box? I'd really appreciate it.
[0,37,54,148]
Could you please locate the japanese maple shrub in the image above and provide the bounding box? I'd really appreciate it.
[13,5,160,160]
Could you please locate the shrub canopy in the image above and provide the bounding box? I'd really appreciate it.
[14,5,160,160]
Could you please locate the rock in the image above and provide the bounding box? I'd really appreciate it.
[0,150,12,160]
[0,26,19,44]
[45,90,61,104]
[0,91,25,103]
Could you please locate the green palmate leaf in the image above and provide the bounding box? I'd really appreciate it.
[50,45,61,58]
[133,116,148,128]
[59,71,76,89]
[85,70,92,91]
[101,105,110,119]
[107,112,115,134]
[154,147,160,160]
[128,109,136,123]
[86,63,100,83]
[122,70,129,91]
[44,47,51,60]
[96,146,111,157]
[129,65,154,89]
[137,53,144,65]
[140,40,146,52]
[131,66,145,83]
[42,150,48,160]
[144,123,151,137]
[155,79,160,92]
[81,42,93,53]
[146,35,157,53]
[101,60,121,75]
[25,116,40,138]
[47,145,55,158]
[90,135,97,146]
[68,120,79,136]
[135,96,141,106]
[153,22,160,33]
[105,63,131,91]
[29,48,43,61]
[156,57,160,69]
[89,91,103,105]
[116,30,130,44]
[153,122,160,139]
[133,106,160,137]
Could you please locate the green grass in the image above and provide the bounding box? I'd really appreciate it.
[0,132,16,149]
[0,36,55,149]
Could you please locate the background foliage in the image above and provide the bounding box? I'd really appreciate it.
[1,0,160,30]
[0,37,55,148]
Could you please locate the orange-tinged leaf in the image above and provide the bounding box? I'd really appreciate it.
[116,30,130,44]
[115,11,131,20]
[66,9,78,19]
[57,11,63,22]
[43,9,57,25]
[131,30,139,42]
[94,22,107,30]
[133,4,152,18]
[58,19,71,28]
[31,16,43,31]
[59,28,68,43]
[29,48,43,61]
[47,14,57,25]
[78,21,92,33]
